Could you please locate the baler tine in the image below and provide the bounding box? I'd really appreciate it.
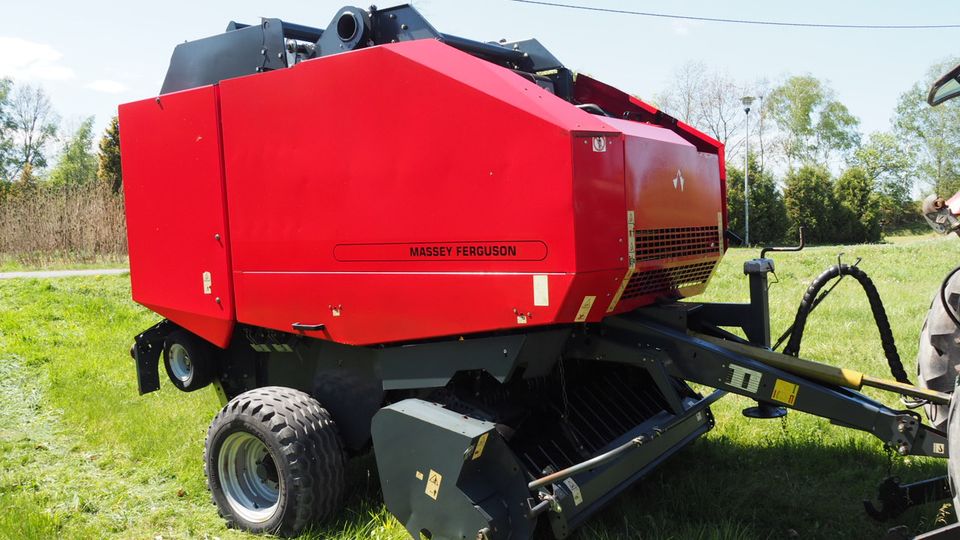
[119,3,960,539]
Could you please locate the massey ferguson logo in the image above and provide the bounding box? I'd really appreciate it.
[672,169,685,191]
[592,136,607,152]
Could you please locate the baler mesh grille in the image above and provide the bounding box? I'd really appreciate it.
[635,226,721,261]
[622,260,716,300]
[514,367,672,474]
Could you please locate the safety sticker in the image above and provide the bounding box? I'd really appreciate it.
[934,443,946,455]
[563,478,583,506]
[592,136,607,153]
[725,364,761,394]
[472,432,489,460]
[574,296,596,322]
[607,211,637,313]
[415,470,424,481]
[202,271,212,294]
[771,379,799,406]
[533,275,550,307]
[425,470,442,500]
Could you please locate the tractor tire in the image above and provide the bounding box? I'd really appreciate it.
[204,386,346,536]
[917,272,960,431]
[948,392,960,510]
[163,329,215,392]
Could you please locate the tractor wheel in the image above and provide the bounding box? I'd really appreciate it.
[163,329,214,392]
[204,386,346,536]
[948,392,960,510]
[917,272,960,431]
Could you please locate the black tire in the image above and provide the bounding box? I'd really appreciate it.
[204,386,346,536]
[917,274,960,430]
[947,392,960,510]
[163,329,214,392]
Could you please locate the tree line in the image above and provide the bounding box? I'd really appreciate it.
[0,78,120,194]
[658,59,960,244]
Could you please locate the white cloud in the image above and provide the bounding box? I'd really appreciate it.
[0,36,75,81]
[85,79,128,94]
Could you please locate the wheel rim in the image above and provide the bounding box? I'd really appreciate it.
[168,343,194,383]
[218,432,281,523]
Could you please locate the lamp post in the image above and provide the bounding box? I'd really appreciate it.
[741,96,755,246]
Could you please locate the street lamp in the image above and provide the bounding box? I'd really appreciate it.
[741,96,755,246]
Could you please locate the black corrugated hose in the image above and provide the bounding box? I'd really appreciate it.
[782,263,911,385]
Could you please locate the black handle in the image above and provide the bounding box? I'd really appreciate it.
[292,322,325,331]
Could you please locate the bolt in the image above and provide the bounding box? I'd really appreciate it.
[898,423,906,433]
[214,233,221,241]
[401,23,408,30]
[897,443,909,456]
[215,297,222,304]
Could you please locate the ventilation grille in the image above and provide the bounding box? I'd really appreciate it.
[635,226,721,262]
[622,260,716,300]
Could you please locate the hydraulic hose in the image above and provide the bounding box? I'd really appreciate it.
[782,264,911,385]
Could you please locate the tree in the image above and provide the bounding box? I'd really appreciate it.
[726,155,788,245]
[656,61,746,153]
[894,59,960,197]
[7,84,58,181]
[0,78,14,182]
[766,75,860,168]
[783,165,838,243]
[97,116,122,192]
[833,167,881,243]
[850,131,915,228]
[48,117,97,186]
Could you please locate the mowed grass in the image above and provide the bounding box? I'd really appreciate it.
[1,234,958,539]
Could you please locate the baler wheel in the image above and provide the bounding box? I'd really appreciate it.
[163,330,214,392]
[204,386,346,536]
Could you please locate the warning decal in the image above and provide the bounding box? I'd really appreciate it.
[563,478,583,506]
[425,470,442,500]
[574,296,596,322]
[725,364,761,394]
[771,379,799,406]
[472,433,489,460]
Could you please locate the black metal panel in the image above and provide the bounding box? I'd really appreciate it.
[160,18,286,95]
[131,319,174,394]
[501,38,565,72]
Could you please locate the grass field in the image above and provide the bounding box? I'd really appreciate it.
[1,234,959,539]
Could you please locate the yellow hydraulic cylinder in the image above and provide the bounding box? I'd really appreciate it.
[693,333,950,406]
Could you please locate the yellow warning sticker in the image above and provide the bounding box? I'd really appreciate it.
[574,296,596,322]
[771,379,799,406]
[415,470,424,481]
[425,469,442,500]
[472,433,489,460]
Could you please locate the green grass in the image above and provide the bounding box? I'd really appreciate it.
[1,234,958,539]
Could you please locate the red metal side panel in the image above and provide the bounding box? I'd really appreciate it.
[218,40,622,345]
[599,117,724,314]
[119,87,235,347]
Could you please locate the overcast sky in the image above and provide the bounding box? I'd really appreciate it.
[1,0,958,143]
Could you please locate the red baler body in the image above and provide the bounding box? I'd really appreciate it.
[120,39,725,348]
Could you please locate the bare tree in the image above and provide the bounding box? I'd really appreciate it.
[8,84,58,181]
[655,61,708,126]
[656,61,752,165]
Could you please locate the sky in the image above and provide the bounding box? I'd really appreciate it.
[1,0,958,145]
